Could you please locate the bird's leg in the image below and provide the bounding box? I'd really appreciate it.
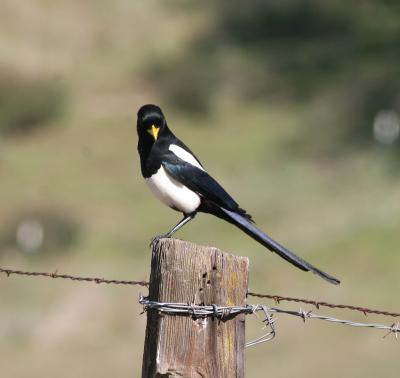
[150,213,196,246]
[165,212,196,237]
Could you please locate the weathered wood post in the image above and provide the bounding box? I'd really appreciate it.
[142,238,249,378]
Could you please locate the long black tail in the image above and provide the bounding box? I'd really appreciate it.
[218,207,340,285]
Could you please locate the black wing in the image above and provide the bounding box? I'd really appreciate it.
[162,153,239,211]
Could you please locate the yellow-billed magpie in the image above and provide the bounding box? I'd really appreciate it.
[137,104,340,285]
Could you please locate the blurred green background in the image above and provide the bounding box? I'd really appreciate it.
[1,1,400,377]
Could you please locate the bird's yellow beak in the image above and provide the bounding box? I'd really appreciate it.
[147,125,160,140]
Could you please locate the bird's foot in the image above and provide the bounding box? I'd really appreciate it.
[149,233,173,247]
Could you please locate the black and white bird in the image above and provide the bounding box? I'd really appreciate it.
[137,104,340,285]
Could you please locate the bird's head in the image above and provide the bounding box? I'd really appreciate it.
[137,104,166,142]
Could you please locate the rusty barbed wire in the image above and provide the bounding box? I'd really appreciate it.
[247,291,400,317]
[1,266,399,318]
[0,267,148,287]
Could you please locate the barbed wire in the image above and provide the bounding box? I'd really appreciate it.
[0,267,148,287]
[1,266,399,318]
[139,296,277,347]
[247,291,400,317]
[138,296,400,345]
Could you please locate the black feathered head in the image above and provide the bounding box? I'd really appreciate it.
[137,104,166,142]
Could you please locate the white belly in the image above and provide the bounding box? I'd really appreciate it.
[146,166,201,214]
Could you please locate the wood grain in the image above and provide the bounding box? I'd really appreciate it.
[142,238,249,378]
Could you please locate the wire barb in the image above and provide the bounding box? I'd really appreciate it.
[245,305,277,347]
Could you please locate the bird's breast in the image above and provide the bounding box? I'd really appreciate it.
[145,166,201,214]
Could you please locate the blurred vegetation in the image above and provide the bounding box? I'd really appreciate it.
[0,209,80,257]
[150,0,400,153]
[0,69,66,136]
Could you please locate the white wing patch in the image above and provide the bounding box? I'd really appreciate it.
[169,144,205,171]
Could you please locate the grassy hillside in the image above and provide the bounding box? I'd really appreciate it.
[1,2,399,377]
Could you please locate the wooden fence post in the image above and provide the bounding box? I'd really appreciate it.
[142,238,249,378]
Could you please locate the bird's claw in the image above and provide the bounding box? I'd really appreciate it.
[149,233,172,247]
